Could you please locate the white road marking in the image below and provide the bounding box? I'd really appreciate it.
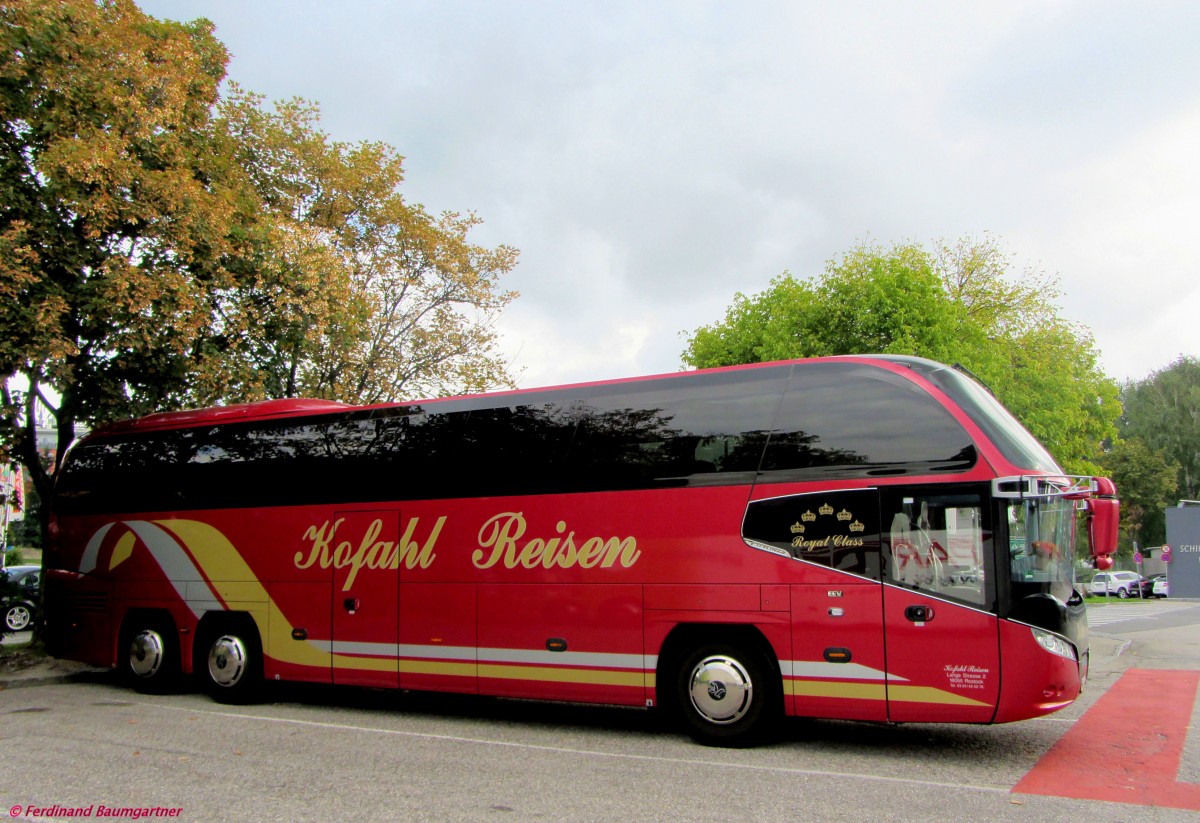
[1085,601,1191,627]
[140,699,1012,795]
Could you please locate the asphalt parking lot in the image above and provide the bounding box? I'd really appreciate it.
[2,601,1197,822]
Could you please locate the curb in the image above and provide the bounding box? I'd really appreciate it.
[0,667,109,691]
[1090,632,1132,659]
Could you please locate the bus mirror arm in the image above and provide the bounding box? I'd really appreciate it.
[991,474,1119,569]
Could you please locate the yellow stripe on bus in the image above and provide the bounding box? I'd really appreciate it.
[398,659,477,678]
[324,657,648,688]
[785,678,989,707]
[477,663,646,687]
[885,684,990,707]
[786,679,887,701]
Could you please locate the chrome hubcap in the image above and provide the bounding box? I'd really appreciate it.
[688,654,753,725]
[129,629,165,678]
[208,635,248,687]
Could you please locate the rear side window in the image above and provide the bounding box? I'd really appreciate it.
[55,366,794,513]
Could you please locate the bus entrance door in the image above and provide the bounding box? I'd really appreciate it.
[882,587,999,722]
[331,510,401,689]
[882,489,1000,722]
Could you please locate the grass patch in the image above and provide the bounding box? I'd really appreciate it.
[0,639,47,673]
[1083,595,1159,606]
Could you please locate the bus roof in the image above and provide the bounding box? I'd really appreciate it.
[84,355,950,437]
[96,398,351,434]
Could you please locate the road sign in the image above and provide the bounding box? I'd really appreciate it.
[1162,544,1172,562]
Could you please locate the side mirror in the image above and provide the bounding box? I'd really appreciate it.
[1087,497,1119,556]
[1086,478,1119,569]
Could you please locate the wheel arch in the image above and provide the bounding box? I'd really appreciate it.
[655,622,783,710]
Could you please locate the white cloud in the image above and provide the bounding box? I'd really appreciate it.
[140,0,1200,389]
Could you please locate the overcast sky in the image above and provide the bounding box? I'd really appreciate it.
[141,0,1200,391]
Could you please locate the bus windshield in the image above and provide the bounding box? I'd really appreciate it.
[1007,494,1077,604]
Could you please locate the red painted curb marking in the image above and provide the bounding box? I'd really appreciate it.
[1013,668,1200,810]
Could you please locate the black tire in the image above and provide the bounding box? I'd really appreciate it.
[198,620,263,705]
[1117,587,1129,599]
[674,640,781,747]
[120,616,180,694]
[4,602,33,631]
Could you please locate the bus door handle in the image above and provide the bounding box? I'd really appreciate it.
[344,598,360,614]
[905,605,935,624]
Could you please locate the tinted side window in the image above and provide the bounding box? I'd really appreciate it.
[56,428,198,513]
[743,488,881,578]
[402,402,578,498]
[760,363,976,481]
[565,368,787,489]
[56,367,794,513]
[881,487,991,608]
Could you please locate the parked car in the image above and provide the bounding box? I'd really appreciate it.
[1,564,41,631]
[1087,571,1144,598]
[1152,576,1169,598]
[1139,574,1162,598]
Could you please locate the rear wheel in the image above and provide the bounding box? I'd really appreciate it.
[198,620,262,704]
[1117,587,1129,599]
[674,640,780,747]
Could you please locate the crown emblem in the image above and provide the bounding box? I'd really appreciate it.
[836,508,853,521]
[790,522,805,534]
[801,510,816,522]
[818,503,834,516]
[849,520,865,533]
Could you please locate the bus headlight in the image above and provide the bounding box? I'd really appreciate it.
[1032,628,1077,662]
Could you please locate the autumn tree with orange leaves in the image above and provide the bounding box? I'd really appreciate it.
[0,0,519,532]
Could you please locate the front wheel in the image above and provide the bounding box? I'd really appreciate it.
[199,623,262,704]
[674,641,780,747]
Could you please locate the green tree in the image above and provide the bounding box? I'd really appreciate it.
[1119,356,1200,501]
[1098,437,1178,556]
[683,236,1121,473]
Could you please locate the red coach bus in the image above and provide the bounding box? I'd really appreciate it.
[44,355,1118,746]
